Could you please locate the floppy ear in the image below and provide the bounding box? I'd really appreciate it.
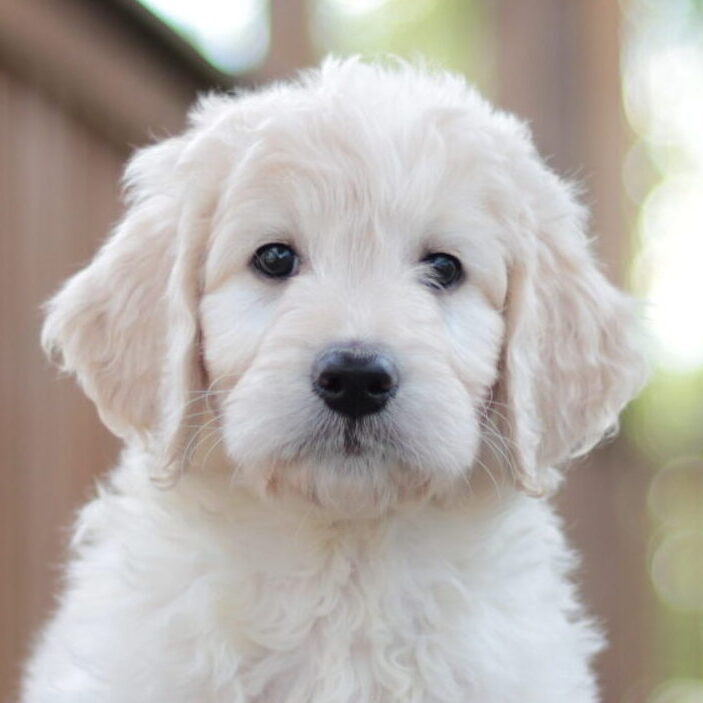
[42,136,205,470]
[492,166,647,496]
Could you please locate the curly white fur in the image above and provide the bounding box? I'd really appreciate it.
[22,58,646,702]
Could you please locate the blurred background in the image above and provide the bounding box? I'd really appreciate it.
[1,0,702,701]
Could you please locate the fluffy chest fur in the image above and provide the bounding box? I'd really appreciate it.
[26,458,601,703]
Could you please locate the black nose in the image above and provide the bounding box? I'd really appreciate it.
[312,346,399,419]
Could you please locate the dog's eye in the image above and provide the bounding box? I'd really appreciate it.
[252,243,299,279]
[421,253,463,289]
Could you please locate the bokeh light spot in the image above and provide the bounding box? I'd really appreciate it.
[650,531,703,612]
[649,456,703,527]
[649,678,703,703]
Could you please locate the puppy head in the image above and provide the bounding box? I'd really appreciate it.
[43,58,646,512]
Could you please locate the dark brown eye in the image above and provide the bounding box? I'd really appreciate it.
[421,253,463,289]
[252,243,299,279]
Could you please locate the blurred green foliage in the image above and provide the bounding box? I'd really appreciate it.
[617,0,703,697]
[309,0,493,93]
[628,371,703,463]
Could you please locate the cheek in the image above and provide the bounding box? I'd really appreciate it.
[442,288,505,394]
[387,291,503,476]
[200,280,278,384]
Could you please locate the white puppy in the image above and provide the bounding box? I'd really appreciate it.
[22,59,646,702]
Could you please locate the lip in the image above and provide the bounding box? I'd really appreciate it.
[293,413,399,462]
[342,422,365,455]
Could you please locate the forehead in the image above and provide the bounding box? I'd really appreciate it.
[203,84,517,287]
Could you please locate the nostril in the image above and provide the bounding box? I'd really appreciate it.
[317,371,344,396]
[366,373,394,397]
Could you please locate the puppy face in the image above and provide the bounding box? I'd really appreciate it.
[42,60,646,513]
[199,114,509,508]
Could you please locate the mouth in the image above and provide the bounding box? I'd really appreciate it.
[342,420,372,456]
[298,411,401,462]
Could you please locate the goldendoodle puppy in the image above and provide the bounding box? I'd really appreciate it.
[22,58,646,702]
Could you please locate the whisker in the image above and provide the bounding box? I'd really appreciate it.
[180,412,222,472]
[201,434,225,470]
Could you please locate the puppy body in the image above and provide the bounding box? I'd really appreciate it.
[23,453,599,703]
[22,59,645,702]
